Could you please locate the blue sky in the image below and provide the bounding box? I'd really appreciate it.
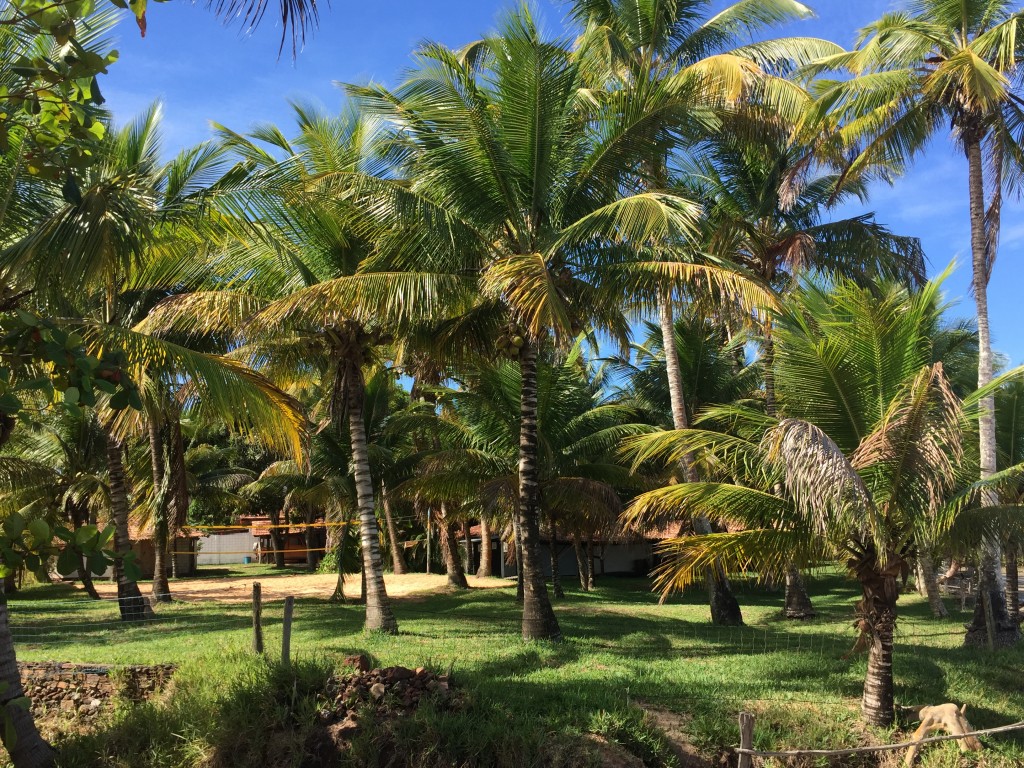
[100,1,1024,365]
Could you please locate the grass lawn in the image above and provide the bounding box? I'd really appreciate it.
[6,570,1024,767]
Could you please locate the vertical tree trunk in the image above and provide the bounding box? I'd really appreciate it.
[964,135,1019,646]
[919,550,947,619]
[463,521,473,573]
[104,433,151,622]
[147,419,171,603]
[381,486,407,575]
[861,606,896,727]
[304,508,317,571]
[345,360,397,634]
[586,533,595,590]
[476,516,493,578]
[439,511,468,589]
[0,593,55,768]
[331,521,351,603]
[269,508,286,569]
[518,342,561,640]
[1006,545,1020,623]
[549,510,564,598]
[573,534,589,591]
[68,501,100,600]
[660,297,743,626]
[167,417,188,580]
[783,567,816,619]
[513,514,524,601]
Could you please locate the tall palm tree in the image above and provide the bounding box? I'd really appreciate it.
[347,7,714,640]
[624,274,1024,726]
[0,107,305,620]
[806,0,1024,646]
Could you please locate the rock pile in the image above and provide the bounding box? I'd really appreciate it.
[18,662,175,720]
[316,659,454,743]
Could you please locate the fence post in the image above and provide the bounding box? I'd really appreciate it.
[282,595,295,665]
[252,582,263,654]
[737,711,755,768]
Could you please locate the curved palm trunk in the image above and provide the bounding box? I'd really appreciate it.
[104,433,151,622]
[147,419,171,603]
[861,607,896,727]
[381,486,407,575]
[573,534,589,591]
[439,510,468,589]
[660,298,743,626]
[783,567,816,619]
[964,135,1019,646]
[476,516,493,578]
[345,361,397,634]
[0,595,55,768]
[518,342,561,640]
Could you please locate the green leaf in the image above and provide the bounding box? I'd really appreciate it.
[3,513,25,539]
[64,387,80,405]
[57,547,79,576]
[28,518,50,544]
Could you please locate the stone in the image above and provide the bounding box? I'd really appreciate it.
[370,683,386,700]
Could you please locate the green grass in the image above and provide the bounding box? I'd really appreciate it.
[8,572,1024,767]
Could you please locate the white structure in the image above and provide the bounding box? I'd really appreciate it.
[196,531,258,566]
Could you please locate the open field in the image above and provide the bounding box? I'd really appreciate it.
[7,570,1024,767]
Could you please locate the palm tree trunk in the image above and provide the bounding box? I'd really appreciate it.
[476,516,492,578]
[269,508,286,569]
[513,514,524,601]
[919,550,947,619]
[783,567,815,619]
[439,510,468,589]
[68,500,100,600]
[345,360,398,634]
[168,417,188,580]
[861,604,896,727]
[331,521,351,603]
[964,134,1019,646]
[573,534,589,591]
[586,533,595,590]
[381,485,407,575]
[463,521,473,573]
[147,419,171,603]
[517,341,561,640]
[549,510,563,598]
[104,433,151,622]
[1006,545,1019,623]
[0,593,55,768]
[660,297,743,626]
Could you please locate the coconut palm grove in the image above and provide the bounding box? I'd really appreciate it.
[3,0,1024,766]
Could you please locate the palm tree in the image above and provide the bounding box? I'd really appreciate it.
[348,7,712,640]
[806,0,1024,646]
[0,107,305,620]
[625,274,1024,726]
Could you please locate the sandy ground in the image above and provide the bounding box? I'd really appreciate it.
[92,572,510,604]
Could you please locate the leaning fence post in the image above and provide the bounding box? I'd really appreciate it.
[252,582,263,654]
[737,711,755,768]
[282,595,295,665]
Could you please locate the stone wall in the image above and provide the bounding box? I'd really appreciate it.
[18,662,175,720]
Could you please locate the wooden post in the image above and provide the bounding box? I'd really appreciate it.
[252,582,263,654]
[282,595,294,665]
[737,711,755,768]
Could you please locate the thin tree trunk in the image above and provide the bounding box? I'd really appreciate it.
[517,341,561,640]
[919,550,948,619]
[573,534,589,591]
[439,510,468,589]
[381,485,407,575]
[105,433,151,622]
[147,419,171,603]
[513,513,524,601]
[476,516,493,578]
[660,297,743,626]
[549,510,563,598]
[269,508,286,569]
[1006,545,1020,623]
[861,605,896,727]
[586,533,595,590]
[463,521,473,573]
[168,417,188,580]
[964,135,1019,646]
[0,591,55,768]
[68,501,100,600]
[783,567,815,619]
[345,360,397,634]
[331,521,350,603]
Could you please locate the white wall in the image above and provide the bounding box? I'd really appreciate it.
[196,532,258,565]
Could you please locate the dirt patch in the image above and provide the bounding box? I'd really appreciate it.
[635,700,714,768]
[89,573,511,604]
[583,734,646,768]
